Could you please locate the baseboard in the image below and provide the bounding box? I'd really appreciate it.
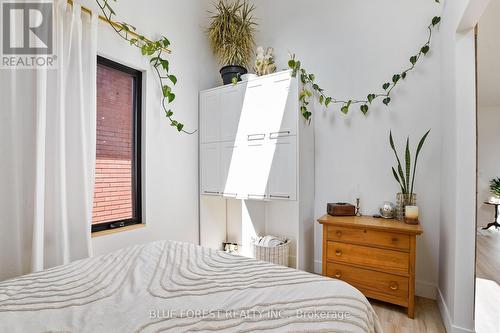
[314,260,322,274]
[437,288,454,333]
[437,288,476,333]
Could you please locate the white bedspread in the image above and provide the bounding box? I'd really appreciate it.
[0,241,382,332]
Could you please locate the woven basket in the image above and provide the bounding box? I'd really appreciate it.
[251,238,290,267]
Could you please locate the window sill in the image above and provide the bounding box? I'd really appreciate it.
[91,223,145,238]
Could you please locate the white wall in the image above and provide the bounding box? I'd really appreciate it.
[251,0,442,298]
[476,0,500,226]
[77,0,218,255]
[477,106,500,224]
[437,1,463,328]
[477,0,500,107]
[437,0,487,332]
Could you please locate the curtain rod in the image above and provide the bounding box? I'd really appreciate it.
[66,0,172,54]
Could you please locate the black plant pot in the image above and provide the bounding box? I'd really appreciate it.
[220,65,248,85]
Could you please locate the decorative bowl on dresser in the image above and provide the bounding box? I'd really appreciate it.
[317,215,423,318]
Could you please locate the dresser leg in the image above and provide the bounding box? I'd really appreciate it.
[407,304,415,319]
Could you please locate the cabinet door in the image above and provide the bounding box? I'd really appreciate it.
[200,143,221,195]
[268,136,297,200]
[267,73,297,137]
[200,91,220,143]
[239,80,267,138]
[244,140,273,200]
[220,141,244,198]
[220,85,245,142]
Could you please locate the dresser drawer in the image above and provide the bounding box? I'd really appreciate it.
[326,262,409,302]
[327,226,410,251]
[326,241,409,275]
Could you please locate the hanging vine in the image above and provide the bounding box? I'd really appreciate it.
[288,0,442,122]
[95,0,441,128]
[95,0,193,133]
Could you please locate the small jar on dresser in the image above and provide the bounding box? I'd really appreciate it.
[317,215,423,318]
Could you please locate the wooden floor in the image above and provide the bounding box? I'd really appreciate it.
[370,297,446,333]
[476,227,500,285]
[475,228,500,333]
[475,278,500,333]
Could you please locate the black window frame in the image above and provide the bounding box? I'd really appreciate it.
[91,56,142,233]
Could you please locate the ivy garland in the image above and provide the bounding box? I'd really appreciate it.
[96,0,441,130]
[288,1,442,122]
[96,0,193,133]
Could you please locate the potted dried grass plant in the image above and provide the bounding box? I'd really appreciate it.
[208,0,256,84]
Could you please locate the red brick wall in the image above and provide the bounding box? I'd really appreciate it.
[92,64,134,225]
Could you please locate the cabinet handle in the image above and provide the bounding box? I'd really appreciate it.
[336,231,342,238]
[248,194,267,199]
[270,131,291,139]
[203,191,220,195]
[335,271,342,279]
[274,78,290,83]
[247,134,266,141]
[270,195,291,199]
[222,192,237,198]
[335,249,342,256]
[248,84,262,89]
[389,282,399,290]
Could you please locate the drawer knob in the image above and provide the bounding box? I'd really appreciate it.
[335,249,342,256]
[336,231,342,238]
[335,271,342,279]
[389,282,399,290]
[392,237,398,242]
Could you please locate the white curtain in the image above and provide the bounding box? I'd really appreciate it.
[0,0,97,280]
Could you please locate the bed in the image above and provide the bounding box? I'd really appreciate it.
[0,240,382,332]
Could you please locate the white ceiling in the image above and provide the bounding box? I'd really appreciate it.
[477,0,500,107]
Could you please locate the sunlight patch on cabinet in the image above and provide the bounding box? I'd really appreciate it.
[222,76,291,198]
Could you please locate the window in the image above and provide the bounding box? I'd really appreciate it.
[91,56,142,233]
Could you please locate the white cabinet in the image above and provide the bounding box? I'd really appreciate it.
[240,73,296,138]
[199,70,300,202]
[220,141,243,198]
[199,70,315,271]
[200,85,245,144]
[245,140,270,200]
[240,81,267,138]
[267,74,296,136]
[200,92,220,143]
[268,136,297,200]
[220,86,245,142]
[200,143,220,195]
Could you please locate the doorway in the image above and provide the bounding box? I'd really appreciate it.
[475,1,500,331]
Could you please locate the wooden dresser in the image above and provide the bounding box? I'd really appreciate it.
[317,215,423,318]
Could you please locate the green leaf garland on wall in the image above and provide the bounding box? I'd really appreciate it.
[288,0,442,122]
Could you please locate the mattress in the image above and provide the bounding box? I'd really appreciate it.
[0,240,382,332]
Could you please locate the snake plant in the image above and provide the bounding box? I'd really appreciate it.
[390,130,430,196]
